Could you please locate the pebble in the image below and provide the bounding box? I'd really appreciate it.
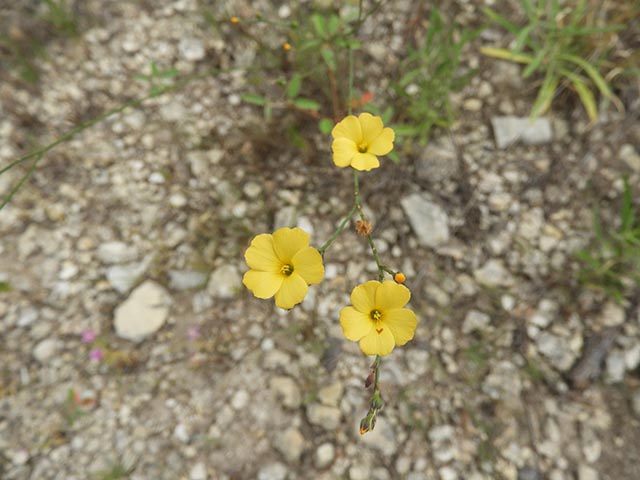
[605,350,626,383]
[474,259,514,287]
[243,181,262,199]
[620,143,640,171]
[32,338,59,363]
[307,404,341,430]
[189,462,208,480]
[269,376,301,409]
[169,193,187,208]
[462,310,491,333]
[428,425,457,463]
[179,37,205,61]
[577,464,599,480]
[168,270,208,291]
[97,241,138,264]
[173,423,190,443]
[491,116,553,149]
[360,418,397,455]
[597,301,625,327]
[314,443,335,468]
[536,332,575,372]
[349,464,371,480]
[17,307,38,327]
[400,193,450,248]
[318,382,343,407]
[257,462,288,480]
[231,389,249,410]
[275,427,305,463]
[106,260,150,293]
[207,265,242,298]
[415,137,460,182]
[114,280,170,342]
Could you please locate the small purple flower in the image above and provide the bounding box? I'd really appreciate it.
[186,325,201,341]
[89,348,104,361]
[81,329,97,344]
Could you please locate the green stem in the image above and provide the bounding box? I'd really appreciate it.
[0,70,217,210]
[353,170,385,281]
[318,204,357,255]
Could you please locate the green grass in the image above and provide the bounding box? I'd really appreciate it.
[481,0,625,121]
[376,7,481,150]
[576,178,640,302]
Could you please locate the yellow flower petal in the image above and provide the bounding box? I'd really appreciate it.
[351,152,379,171]
[350,281,379,313]
[272,227,309,263]
[292,247,324,284]
[359,327,396,356]
[358,113,384,145]
[376,280,411,310]
[332,137,358,168]
[340,306,373,341]
[243,270,283,299]
[244,233,280,272]
[332,115,362,142]
[367,127,395,156]
[274,272,308,309]
[383,308,417,346]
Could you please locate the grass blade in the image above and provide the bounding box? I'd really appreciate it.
[480,47,533,64]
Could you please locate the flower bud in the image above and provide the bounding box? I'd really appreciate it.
[355,220,373,237]
[394,272,406,283]
[364,371,375,389]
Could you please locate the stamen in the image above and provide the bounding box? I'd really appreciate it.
[280,264,294,276]
[370,309,382,321]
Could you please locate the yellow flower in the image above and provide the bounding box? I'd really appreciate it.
[331,113,395,171]
[340,280,417,356]
[243,227,324,309]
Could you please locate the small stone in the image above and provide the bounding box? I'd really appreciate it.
[463,98,482,111]
[462,310,491,334]
[17,307,38,327]
[428,425,457,463]
[231,389,249,410]
[625,344,640,370]
[173,423,190,443]
[597,301,625,327]
[439,466,458,480]
[314,443,335,468]
[179,37,205,61]
[620,144,640,171]
[149,172,166,184]
[318,382,343,407]
[106,260,150,294]
[401,194,449,248]
[360,418,397,455]
[114,281,170,342]
[243,181,262,199]
[536,332,575,371]
[257,462,288,480]
[501,295,516,311]
[491,116,553,149]
[577,464,599,480]
[270,376,301,409]
[208,265,241,299]
[8,449,29,466]
[275,427,305,463]
[474,259,514,287]
[33,338,59,363]
[189,462,207,480]
[605,350,626,383]
[169,193,188,208]
[97,241,138,264]
[59,262,78,280]
[349,464,371,480]
[307,404,341,430]
[168,270,207,291]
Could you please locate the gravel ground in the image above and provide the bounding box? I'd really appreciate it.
[1,1,640,479]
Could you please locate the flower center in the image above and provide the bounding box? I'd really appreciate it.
[280,264,294,276]
[357,142,368,153]
[370,309,382,321]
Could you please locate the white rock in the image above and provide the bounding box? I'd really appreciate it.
[307,404,341,430]
[536,332,575,371]
[114,281,170,342]
[491,116,553,149]
[620,144,640,171]
[439,466,458,480]
[474,259,514,287]
[605,350,626,383]
[314,443,335,468]
[231,389,249,410]
[275,427,305,463]
[257,462,288,480]
[428,424,457,463]
[208,265,242,299]
[270,377,301,409]
[359,418,397,455]
[462,310,491,333]
[597,301,625,327]
[33,338,59,363]
[106,260,150,294]
[169,193,187,208]
[189,462,207,480]
[168,270,208,291]
[349,464,371,480]
[625,344,640,370]
[401,193,449,248]
[97,241,138,264]
[17,307,38,327]
[318,382,343,407]
[173,423,190,443]
[179,38,205,61]
[577,464,599,480]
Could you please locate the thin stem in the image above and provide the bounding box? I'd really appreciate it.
[353,170,385,281]
[318,204,357,254]
[0,70,217,210]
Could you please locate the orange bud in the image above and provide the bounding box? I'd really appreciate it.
[359,425,369,435]
[283,42,291,51]
[230,16,240,24]
[394,272,406,283]
[355,220,373,237]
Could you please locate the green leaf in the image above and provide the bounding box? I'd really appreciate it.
[327,14,341,36]
[531,70,558,118]
[293,98,321,111]
[241,93,266,106]
[311,14,327,38]
[560,53,613,99]
[482,7,519,34]
[287,73,302,98]
[621,177,636,232]
[522,49,546,78]
[320,46,336,70]
[480,47,533,64]
[318,118,333,134]
[0,281,11,293]
[562,70,598,122]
